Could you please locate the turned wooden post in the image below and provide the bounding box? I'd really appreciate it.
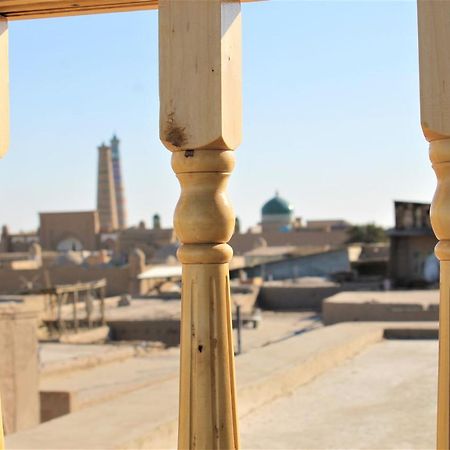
[0,40,8,446]
[0,396,4,450]
[418,2,450,447]
[0,16,8,158]
[159,0,241,448]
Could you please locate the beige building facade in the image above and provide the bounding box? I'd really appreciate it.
[388,201,437,287]
[39,211,100,251]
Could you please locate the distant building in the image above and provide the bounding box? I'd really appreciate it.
[348,243,389,278]
[97,143,118,232]
[3,186,353,271]
[240,248,351,281]
[116,221,176,262]
[306,219,351,231]
[261,192,294,232]
[230,192,350,255]
[388,201,437,287]
[39,211,100,251]
[1,226,38,253]
[96,136,127,231]
[110,135,127,230]
[153,214,161,230]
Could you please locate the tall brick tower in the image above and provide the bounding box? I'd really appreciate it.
[97,143,118,232]
[110,134,127,230]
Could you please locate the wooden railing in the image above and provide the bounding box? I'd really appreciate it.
[418,2,450,448]
[40,279,107,334]
[0,1,450,450]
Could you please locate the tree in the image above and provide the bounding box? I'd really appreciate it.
[347,223,387,244]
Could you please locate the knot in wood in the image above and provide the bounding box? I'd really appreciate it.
[172,149,235,174]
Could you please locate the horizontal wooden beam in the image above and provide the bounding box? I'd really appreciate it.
[0,0,257,20]
[0,0,157,19]
[40,278,107,294]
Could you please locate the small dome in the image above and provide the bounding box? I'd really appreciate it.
[262,193,293,216]
[54,251,84,267]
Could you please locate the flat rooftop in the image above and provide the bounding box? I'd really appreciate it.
[7,322,438,449]
[323,290,439,325]
[326,290,439,306]
[241,339,437,449]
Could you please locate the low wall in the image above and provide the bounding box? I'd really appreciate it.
[49,267,130,296]
[322,290,439,325]
[0,266,130,297]
[108,320,180,347]
[0,303,40,434]
[258,285,341,311]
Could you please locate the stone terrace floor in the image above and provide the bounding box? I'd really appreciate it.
[241,339,438,449]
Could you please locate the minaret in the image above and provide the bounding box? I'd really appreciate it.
[110,134,127,230]
[97,143,118,232]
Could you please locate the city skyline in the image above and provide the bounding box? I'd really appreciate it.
[0,1,434,232]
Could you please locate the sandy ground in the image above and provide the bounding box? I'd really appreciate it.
[241,340,438,450]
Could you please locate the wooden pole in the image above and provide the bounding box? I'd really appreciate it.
[1,25,9,432]
[57,293,63,333]
[418,2,450,448]
[0,16,8,158]
[0,395,4,450]
[100,286,106,326]
[73,290,79,332]
[159,0,241,447]
[0,34,8,436]
[236,304,242,355]
[86,289,93,329]
[50,293,55,319]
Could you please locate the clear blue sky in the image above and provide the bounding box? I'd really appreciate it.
[0,0,434,232]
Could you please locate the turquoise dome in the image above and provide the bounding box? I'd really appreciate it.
[262,193,293,216]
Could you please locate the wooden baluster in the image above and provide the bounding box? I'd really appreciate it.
[0,395,4,450]
[159,0,242,447]
[0,16,9,158]
[173,151,238,449]
[430,140,450,449]
[418,2,450,447]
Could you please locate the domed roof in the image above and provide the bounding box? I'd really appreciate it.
[262,193,293,216]
[54,251,84,267]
